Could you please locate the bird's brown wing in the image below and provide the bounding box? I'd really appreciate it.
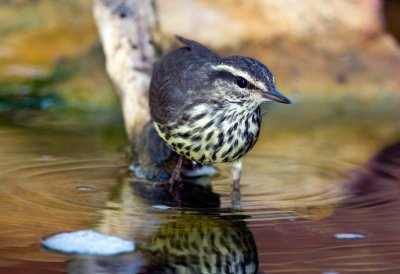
[149,59,186,124]
[149,35,219,124]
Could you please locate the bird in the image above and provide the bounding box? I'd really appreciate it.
[149,35,290,199]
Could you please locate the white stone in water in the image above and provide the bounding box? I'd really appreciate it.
[77,186,94,192]
[184,165,218,177]
[42,229,135,256]
[334,233,366,240]
[151,205,171,210]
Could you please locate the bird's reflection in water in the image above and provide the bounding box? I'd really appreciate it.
[145,214,257,274]
[68,175,258,274]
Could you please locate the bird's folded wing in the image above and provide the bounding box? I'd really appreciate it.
[149,60,186,124]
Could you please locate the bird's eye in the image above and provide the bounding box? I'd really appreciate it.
[236,77,248,88]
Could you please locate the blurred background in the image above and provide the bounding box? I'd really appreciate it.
[1,1,400,273]
[1,0,399,112]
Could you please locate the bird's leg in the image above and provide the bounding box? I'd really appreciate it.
[169,155,184,199]
[231,159,242,209]
[170,155,184,182]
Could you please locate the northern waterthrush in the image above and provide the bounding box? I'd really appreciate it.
[149,36,290,197]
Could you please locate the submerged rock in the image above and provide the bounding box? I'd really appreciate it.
[334,233,366,240]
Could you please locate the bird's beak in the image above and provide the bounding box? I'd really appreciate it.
[261,87,291,104]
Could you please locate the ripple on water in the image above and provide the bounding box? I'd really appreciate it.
[2,140,400,274]
[0,156,127,267]
[0,150,354,226]
[0,158,121,214]
[209,154,351,221]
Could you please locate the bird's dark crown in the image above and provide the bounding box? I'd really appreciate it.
[175,35,281,105]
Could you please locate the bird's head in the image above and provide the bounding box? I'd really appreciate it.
[207,56,291,106]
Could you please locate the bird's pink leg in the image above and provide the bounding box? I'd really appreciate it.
[169,156,184,198]
[231,159,242,209]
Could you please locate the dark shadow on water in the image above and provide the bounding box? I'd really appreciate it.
[130,178,221,209]
[348,141,400,193]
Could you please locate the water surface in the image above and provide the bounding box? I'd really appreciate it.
[0,97,400,273]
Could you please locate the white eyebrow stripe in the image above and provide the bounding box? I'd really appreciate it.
[211,64,267,91]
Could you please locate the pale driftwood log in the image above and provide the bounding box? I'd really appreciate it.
[93,0,157,141]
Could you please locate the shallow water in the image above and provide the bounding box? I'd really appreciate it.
[0,98,400,273]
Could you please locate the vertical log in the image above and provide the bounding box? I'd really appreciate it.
[93,0,158,141]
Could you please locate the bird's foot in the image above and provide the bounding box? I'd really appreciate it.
[231,188,242,211]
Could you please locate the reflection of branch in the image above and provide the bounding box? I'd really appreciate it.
[93,0,158,141]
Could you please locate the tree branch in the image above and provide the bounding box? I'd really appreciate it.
[93,0,158,141]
